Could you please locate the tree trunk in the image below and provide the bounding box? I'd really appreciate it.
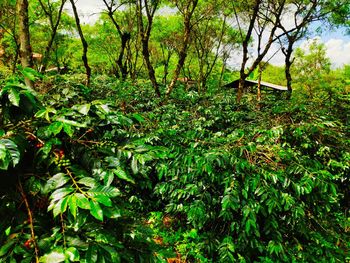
[141,38,160,96]
[162,49,171,85]
[136,0,160,97]
[102,1,131,80]
[17,0,34,88]
[70,0,91,86]
[236,0,260,103]
[284,42,294,100]
[117,32,130,80]
[236,0,285,103]
[40,0,66,72]
[165,0,198,97]
[12,43,20,73]
[257,65,262,101]
[237,76,246,103]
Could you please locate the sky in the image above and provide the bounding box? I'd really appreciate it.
[66,0,350,68]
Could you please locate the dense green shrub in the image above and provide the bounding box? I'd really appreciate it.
[0,75,349,262]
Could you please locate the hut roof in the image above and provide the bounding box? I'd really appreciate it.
[225,79,288,91]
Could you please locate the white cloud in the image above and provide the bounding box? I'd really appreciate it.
[297,37,350,68]
[325,39,350,68]
[65,0,104,24]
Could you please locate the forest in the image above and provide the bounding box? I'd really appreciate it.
[0,0,349,262]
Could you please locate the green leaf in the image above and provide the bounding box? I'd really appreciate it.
[105,157,120,167]
[89,200,104,221]
[50,187,74,203]
[0,139,20,170]
[94,195,112,207]
[73,103,91,115]
[22,67,40,81]
[60,196,69,214]
[52,198,66,217]
[8,88,20,106]
[86,245,98,263]
[99,244,120,262]
[103,170,114,186]
[68,195,78,219]
[56,118,87,128]
[48,122,64,136]
[35,107,57,122]
[103,207,121,219]
[44,173,70,193]
[131,156,138,174]
[2,139,19,166]
[0,240,15,257]
[65,247,80,262]
[88,186,120,198]
[63,123,74,137]
[0,144,11,170]
[245,219,251,233]
[132,113,145,123]
[75,193,90,210]
[40,250,65,263]
[77,177,97,188]
[113,167,135,184]
[5,226,11,236]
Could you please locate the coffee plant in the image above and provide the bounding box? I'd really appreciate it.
[0,74,349,262]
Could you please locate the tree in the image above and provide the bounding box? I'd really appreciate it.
[190,2,240,93]
[277,0,350,99]
[152,15,182,84]
[0,0,20,72]
[165,0,199,97]
[17,0,34,88]
[232,0,286,103]
[136,0,161,97]
[70,0,91,86]
[292,39,331,98]
[37,0,67,72]
[102,0,132,80]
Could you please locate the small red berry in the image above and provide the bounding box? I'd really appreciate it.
[27,135,36,141]
[24,239,32,249]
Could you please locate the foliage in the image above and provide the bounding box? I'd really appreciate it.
[1,71,349,262]
[0,74,168,262]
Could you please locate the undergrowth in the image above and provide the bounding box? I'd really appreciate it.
[0,74,349,262]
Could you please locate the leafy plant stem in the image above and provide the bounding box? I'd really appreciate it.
[65,167,89,198]
[60,213,67,248]
[25,131,45,144]
[18,181,40,263]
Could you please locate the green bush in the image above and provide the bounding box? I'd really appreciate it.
[0,75,349,262]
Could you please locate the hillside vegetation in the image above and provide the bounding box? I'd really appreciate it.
[0,71,349,262]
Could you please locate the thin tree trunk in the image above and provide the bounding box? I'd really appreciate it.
[141,38,160,96]
[117,32,130,80]
[136,0,160,97]
[102,0,131,80]
[70,0,91,86]
[284,41,294,100]
[236,0,285,103]
[17,0,34,88]
[40,0,66,72]
[237,76,246,103]
[257,64,262,101]
[12,43,20,73]
[108,13,130,79]
[165,0,198,97]
[236,0,260,103]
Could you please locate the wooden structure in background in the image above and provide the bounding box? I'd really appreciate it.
[224,79,288,91]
